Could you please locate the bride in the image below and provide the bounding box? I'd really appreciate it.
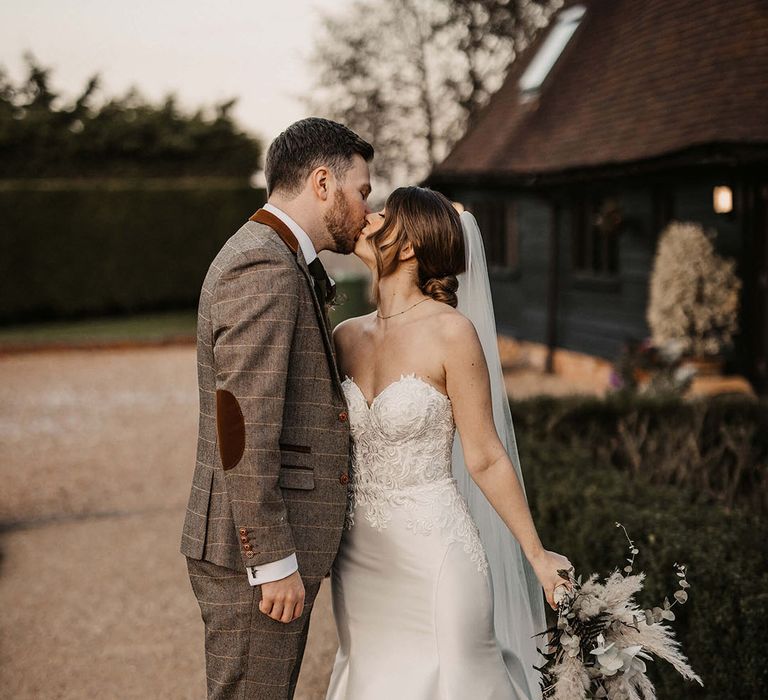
[325,186,573,699]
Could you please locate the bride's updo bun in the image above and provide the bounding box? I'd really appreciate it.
[421,275,460,308]
[369,186,465,308]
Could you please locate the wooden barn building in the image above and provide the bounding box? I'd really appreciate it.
[427,0,768,394]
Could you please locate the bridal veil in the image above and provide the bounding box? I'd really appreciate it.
[452,210,547,700]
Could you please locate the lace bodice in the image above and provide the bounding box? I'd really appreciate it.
[341,373,488,573]
[343,373,455,486]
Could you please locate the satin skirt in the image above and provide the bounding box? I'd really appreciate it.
[325,500,529,699]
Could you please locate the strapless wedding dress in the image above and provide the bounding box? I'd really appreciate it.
[325,374,532,700]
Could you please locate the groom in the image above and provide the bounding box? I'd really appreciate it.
[180,117,373,699]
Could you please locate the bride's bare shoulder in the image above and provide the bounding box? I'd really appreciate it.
[430,305,479,344]
[332,311,375,349]
[428,307,486,379]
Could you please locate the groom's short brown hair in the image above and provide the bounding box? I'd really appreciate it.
[265,117,374,197]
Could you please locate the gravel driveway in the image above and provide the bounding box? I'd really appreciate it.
[0,346,337,699]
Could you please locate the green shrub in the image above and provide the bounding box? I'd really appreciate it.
[0,57,261,179]
[513,397,768,698]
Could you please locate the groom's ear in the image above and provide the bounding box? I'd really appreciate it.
[309,166,331,202]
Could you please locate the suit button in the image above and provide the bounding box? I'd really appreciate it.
[339,473,349,485]
[338,411,348,422]
[243,543,251,550]
[240,536,248,543]
[245,551,255,558]
[239,528,246,535]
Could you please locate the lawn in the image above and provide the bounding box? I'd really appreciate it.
[0,310,197,348]
[0,279,372,350]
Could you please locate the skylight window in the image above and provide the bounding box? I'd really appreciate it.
[519,5,586,96]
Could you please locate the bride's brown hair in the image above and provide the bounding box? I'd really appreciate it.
[369,186,465,308]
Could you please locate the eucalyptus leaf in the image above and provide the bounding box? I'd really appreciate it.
[644,610,654,626]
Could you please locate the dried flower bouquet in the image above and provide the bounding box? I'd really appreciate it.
[535,523,703,699]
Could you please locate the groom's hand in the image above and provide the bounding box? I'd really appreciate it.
[259,570,305,623]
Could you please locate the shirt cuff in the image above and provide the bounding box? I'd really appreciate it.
[246,553,298,586]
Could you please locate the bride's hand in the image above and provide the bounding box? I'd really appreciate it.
[530,548,574,611]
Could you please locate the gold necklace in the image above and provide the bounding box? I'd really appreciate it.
[377,297,429,319]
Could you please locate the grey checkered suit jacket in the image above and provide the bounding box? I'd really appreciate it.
[180,209,351,580]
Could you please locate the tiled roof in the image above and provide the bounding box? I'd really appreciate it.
[432,0,768,180]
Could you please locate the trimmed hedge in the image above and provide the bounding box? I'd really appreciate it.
[0,183,265,323]
[513,395,768,698]
[510,393,768,513]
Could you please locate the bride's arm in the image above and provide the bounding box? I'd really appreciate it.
[442,313,573,607]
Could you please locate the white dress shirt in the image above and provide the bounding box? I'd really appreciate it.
[244,204,324,586]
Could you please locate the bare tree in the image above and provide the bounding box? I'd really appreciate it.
[307,0,560,185]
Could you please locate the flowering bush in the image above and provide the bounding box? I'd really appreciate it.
[646,221,741,357]
[535,523,702,699]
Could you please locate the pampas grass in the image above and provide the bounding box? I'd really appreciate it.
[551,656,590,700]
[536,523,703,699]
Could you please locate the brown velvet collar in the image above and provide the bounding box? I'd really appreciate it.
[249,208,299,256]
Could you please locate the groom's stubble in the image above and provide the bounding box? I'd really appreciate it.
[324,189,357,255]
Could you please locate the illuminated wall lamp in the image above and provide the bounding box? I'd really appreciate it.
[713,185,733,214]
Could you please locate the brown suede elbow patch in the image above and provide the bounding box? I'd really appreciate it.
[216,389,245,470]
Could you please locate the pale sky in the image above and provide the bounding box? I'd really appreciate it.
[0,0,348,149]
